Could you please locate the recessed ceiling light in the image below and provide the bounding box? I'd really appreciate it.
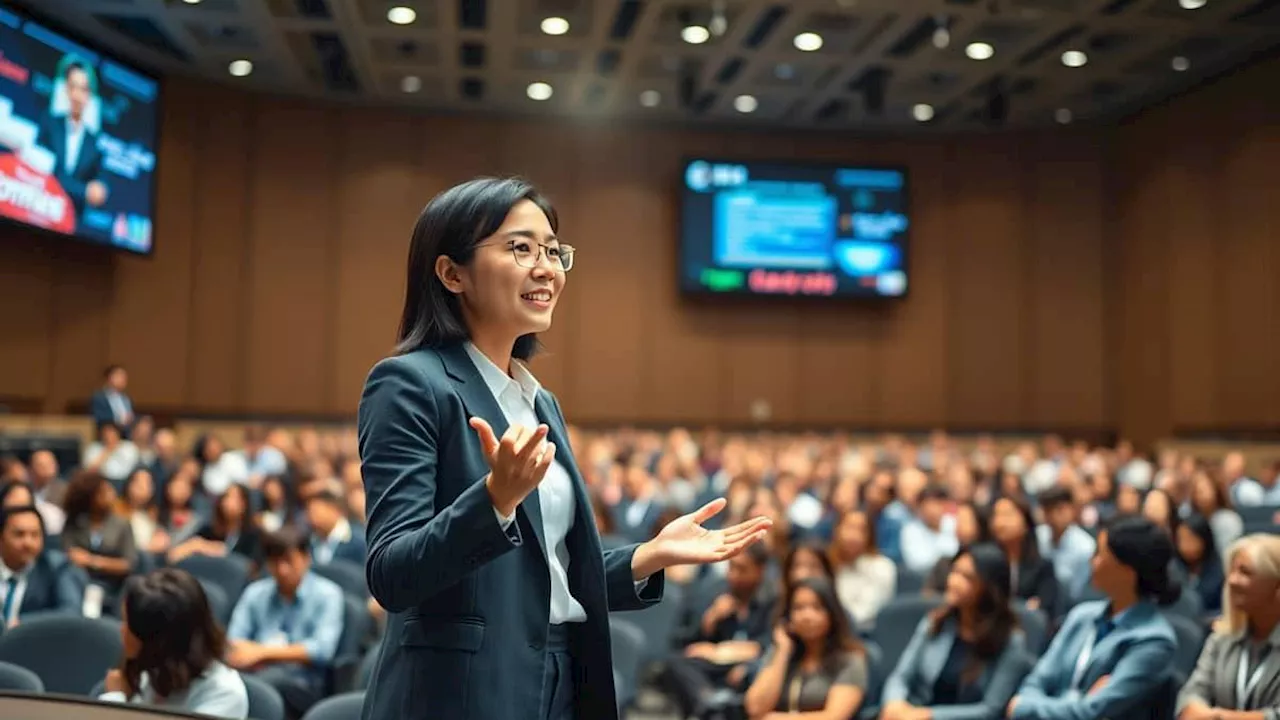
[227,59,253,77]
[681,25,710,44]
[1055,108,1073,124]
[401,75,421,93]
[526,82,553,101]
[965,41,995,60]
[1171,55,1190,72]
[912,103,934,122]
[793,32,823,52]
[387,6,416,25]
[733,94,758,113]
[1178,0,1207,9]
[182,0,203,4]
[1061,50,1088,68]
[540,16,569,35]
[639,90,661,107]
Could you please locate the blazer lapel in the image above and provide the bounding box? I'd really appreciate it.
[534,393,594,540]
[919,624,957,690]
[436,344,546,557]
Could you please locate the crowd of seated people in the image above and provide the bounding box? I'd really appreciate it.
[0,394,1279,719]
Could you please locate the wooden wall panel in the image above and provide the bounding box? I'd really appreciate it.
[2,56,1276,440]
[331,110,421,411]
[105,82,198,407]
[946,135,1028,427]
[242,102,340,413]
[185,88,253,411]
[1024,132,1106,427]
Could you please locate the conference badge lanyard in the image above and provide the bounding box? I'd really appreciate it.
[1236,645,1273,710]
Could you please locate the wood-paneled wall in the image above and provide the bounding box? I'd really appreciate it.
[9,52,1269,442]
[1110,55,1280,445]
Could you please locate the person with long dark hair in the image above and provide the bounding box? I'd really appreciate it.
[98,568,247,718]
[881,543,1028,720]
[990,496,1060,617]
[1006,515,1180,720]
[743,578,868,719]
[829,509,897,628]
[1175,513,1224,616]
[357,177,771,720]
[61,470,136,606]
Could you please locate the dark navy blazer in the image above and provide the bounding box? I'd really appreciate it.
[356,343,664,720]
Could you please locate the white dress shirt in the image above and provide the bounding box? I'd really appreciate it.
[464,343,588,625]
[64,119,85,174]
[0,561,30,626]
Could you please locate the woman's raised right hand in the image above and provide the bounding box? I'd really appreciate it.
[470,418,556,517]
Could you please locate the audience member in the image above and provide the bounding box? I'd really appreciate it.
[121,468,169,556]
[927,501,992,595]
[99,568,248,718]
[90,364,134,435]
[882,543,1027,720]
[901,486,959,576]
[194,435,250,496]
[303,490,366,565]
[829,509,897,629]
[225,527,344,719]
[989,496,1060,617]
[170,485,261,566]
[1175,513,1224,617]
[1177,534,1280,720]
[0,505,83,624]
[61,470,137,608]
[1035,487,1095,606]
[744,577,867,719]
[234,425,288,488]
[1006,515,1180,720]
[257,475,295,533]
[82,423,140,485]
[1188,470,1244,556]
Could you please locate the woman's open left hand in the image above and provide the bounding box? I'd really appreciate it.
[648,498,772,567]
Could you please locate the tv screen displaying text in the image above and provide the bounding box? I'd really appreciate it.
[680,159,909,299]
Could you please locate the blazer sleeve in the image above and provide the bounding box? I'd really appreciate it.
[882,617,932,703]
[602,544,664,612]
[1176,631,1225,715]
[1013,623,1176,720]
[1031,561,1061,620]
[1015,604,1084,704]
[54,557,87,613]
[358,356,519,612]
[932,632,1032,720]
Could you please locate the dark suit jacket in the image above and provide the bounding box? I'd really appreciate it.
[883,616,1031,720]
[1012,556,1061,620]
[1011,599,1177,720]
[36,114,103,216]
[356,344,665,720]
[17,549,86,617]
[89,389,132,433]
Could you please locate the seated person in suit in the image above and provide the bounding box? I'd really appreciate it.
[1006,514,1180,720]
[664,543,775,717]
[1177,533,1280,720]
[303,490,366,566]
[881,542,1029,720]
[225,527,344,720]
[0,505,84,625]
[99,568,248,718]
[744,577,868,720]
[61,470,137,609]
[168,485,261,566]
[990,496,1060,618]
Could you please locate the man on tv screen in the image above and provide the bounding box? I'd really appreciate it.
[35,56,108,218]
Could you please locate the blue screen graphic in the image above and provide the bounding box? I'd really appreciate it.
[680,159,909,298]
[0,3,159,254]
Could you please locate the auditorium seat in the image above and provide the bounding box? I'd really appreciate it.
[312,560,368,598]
[0,660,43,692]
[870,595,942,675]
[300,690,364,720]
[609,617,646,710]
[174,553,253,606]
[0,614,121,694]
[242,673,286,720]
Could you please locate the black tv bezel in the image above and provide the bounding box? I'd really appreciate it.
[0,0,163,258]
[676,155,912,303]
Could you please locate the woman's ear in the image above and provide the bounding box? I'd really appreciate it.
[435,255,465,294]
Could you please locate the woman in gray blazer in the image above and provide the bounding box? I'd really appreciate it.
[1178,533,1280,720]
[881,542,1030,720]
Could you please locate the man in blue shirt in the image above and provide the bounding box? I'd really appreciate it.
[226,527,344,719]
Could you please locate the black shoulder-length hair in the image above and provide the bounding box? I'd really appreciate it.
[396,176,559,360]
[929,542,1019,682]
[121,568,226,699]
